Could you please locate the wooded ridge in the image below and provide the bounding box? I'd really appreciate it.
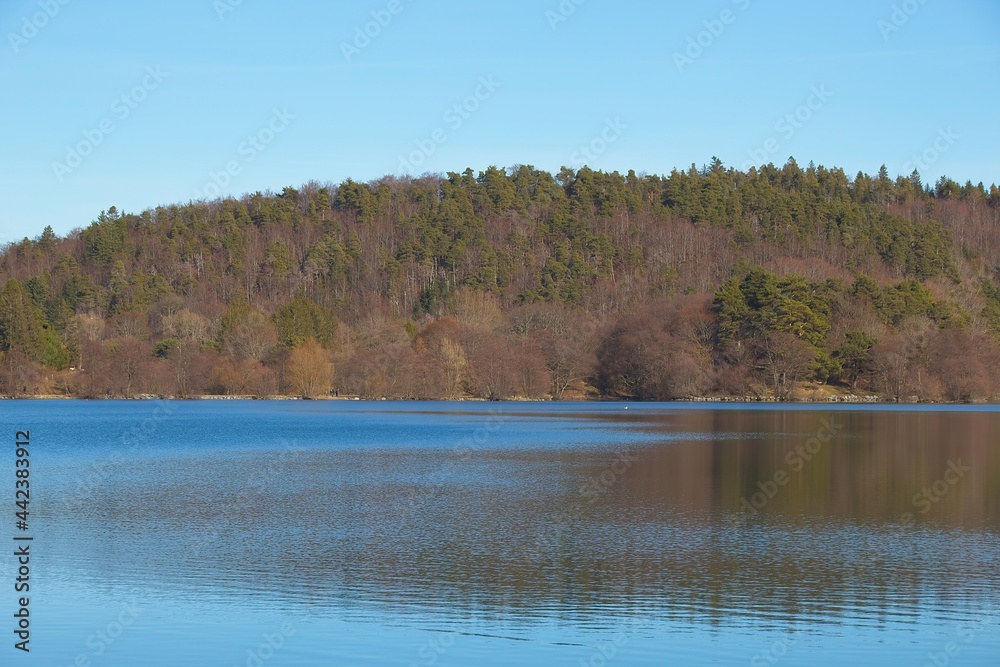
[2,159,999,401]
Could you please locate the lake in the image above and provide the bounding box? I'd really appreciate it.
[2,400,998,666]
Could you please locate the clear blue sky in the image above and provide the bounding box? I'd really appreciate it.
[1,0,997,241]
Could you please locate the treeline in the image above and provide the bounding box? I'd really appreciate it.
[2,159,1000,401]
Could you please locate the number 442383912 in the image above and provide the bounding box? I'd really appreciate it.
[15,431,29,530]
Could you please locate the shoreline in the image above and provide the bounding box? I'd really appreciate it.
[3,393,993,405]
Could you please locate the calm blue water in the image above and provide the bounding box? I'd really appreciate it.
[1,400,998,666]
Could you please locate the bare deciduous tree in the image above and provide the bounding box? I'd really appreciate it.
[439,338,468,399]
[162,309,214,345]
[223,310,277,361]
[758,331,814,400]
[287,339,332,398]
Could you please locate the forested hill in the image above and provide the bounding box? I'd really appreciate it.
[2,160,1000,401]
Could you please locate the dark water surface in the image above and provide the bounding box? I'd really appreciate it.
[2,401,998,665]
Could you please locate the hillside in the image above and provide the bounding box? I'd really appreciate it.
[2,159,999,401]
